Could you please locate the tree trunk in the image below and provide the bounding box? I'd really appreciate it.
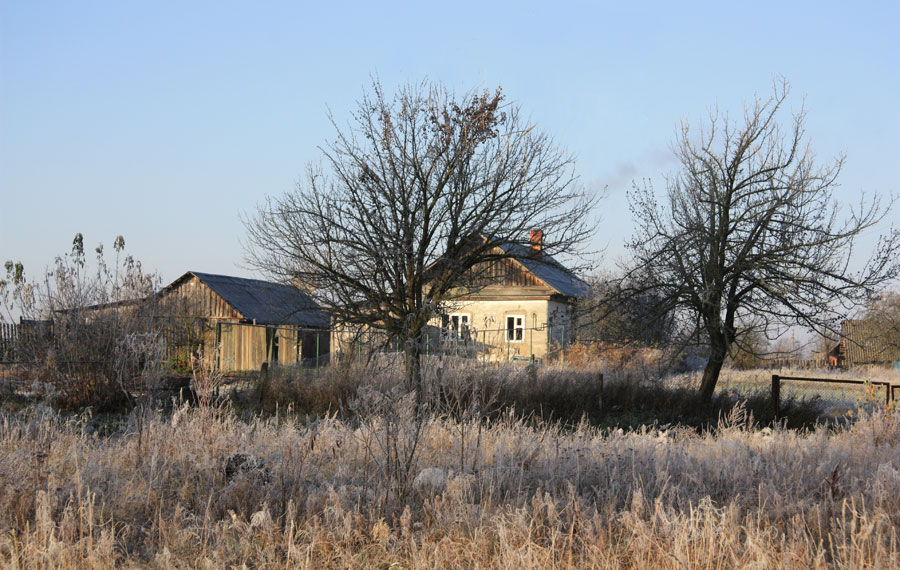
[699,340,727,403]
[405,342,423,390]
[403,331,426,414]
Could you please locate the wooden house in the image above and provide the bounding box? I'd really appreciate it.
[434,231,590,361]
[156,272,330,371]
[330,231,589,363]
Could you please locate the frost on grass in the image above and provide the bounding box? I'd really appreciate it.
[0,393,898,568]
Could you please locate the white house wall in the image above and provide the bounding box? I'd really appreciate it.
[435,299,556,360]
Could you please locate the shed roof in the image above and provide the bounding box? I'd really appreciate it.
[171,271,329,328]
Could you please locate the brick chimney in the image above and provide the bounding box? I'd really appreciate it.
[529,229,543,256]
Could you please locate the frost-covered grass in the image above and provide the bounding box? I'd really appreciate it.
[1,392,899,568]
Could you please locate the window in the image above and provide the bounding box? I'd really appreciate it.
[442,313,471,340]
[506,315,524,342]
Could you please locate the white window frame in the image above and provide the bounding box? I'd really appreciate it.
[506,314,525,342]
[444,312,471,340]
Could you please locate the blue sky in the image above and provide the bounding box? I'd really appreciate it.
[1,0,898,289]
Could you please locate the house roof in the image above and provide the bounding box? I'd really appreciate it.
[840,319,900,365]
[172,271,330,328]
[496,242,591,298]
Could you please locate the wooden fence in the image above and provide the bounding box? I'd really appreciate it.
[0,322,19,362]
[761,358,829,370]
[771,374,899,417]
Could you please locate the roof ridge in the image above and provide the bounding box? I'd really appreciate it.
[191,270,278,282]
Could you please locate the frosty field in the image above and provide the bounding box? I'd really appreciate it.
[1,363,898,568]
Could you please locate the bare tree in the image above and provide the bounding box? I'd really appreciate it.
[245,81,597,392]
[624,79,900,402]
[576,271,675,346]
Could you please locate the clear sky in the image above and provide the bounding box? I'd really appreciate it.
[2,0,898,289]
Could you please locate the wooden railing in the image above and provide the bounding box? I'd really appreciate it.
[772,374,898,417]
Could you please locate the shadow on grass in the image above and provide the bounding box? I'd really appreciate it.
[226,362,831,432]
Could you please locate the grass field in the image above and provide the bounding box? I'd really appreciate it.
[0,362,898,568]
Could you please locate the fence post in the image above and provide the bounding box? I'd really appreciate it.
[215,323,221,371]
[316,333,320,372]
[561,324,566,362]
[772,374,781,418]
[598,372,604,416]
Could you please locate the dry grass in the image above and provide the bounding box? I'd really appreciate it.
[1,379,899,568]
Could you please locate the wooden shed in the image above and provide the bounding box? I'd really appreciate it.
[833,319,900,368]
[157,271,330,371]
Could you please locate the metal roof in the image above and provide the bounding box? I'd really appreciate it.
[496,243,591,298]
[185,272,330,328]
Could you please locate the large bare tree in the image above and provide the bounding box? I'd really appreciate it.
[625,79,899,402]
[245,81,597,391]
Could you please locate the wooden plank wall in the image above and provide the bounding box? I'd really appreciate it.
[218,324,264,372]
[217,324,305,371]
[470,258,544,288]
[277,328,299,365]
[158,276,241,321]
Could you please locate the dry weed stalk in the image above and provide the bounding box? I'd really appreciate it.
[190,347,223,409]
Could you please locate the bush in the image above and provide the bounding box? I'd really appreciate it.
[232,361,370,417]
[1,234,163,411]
